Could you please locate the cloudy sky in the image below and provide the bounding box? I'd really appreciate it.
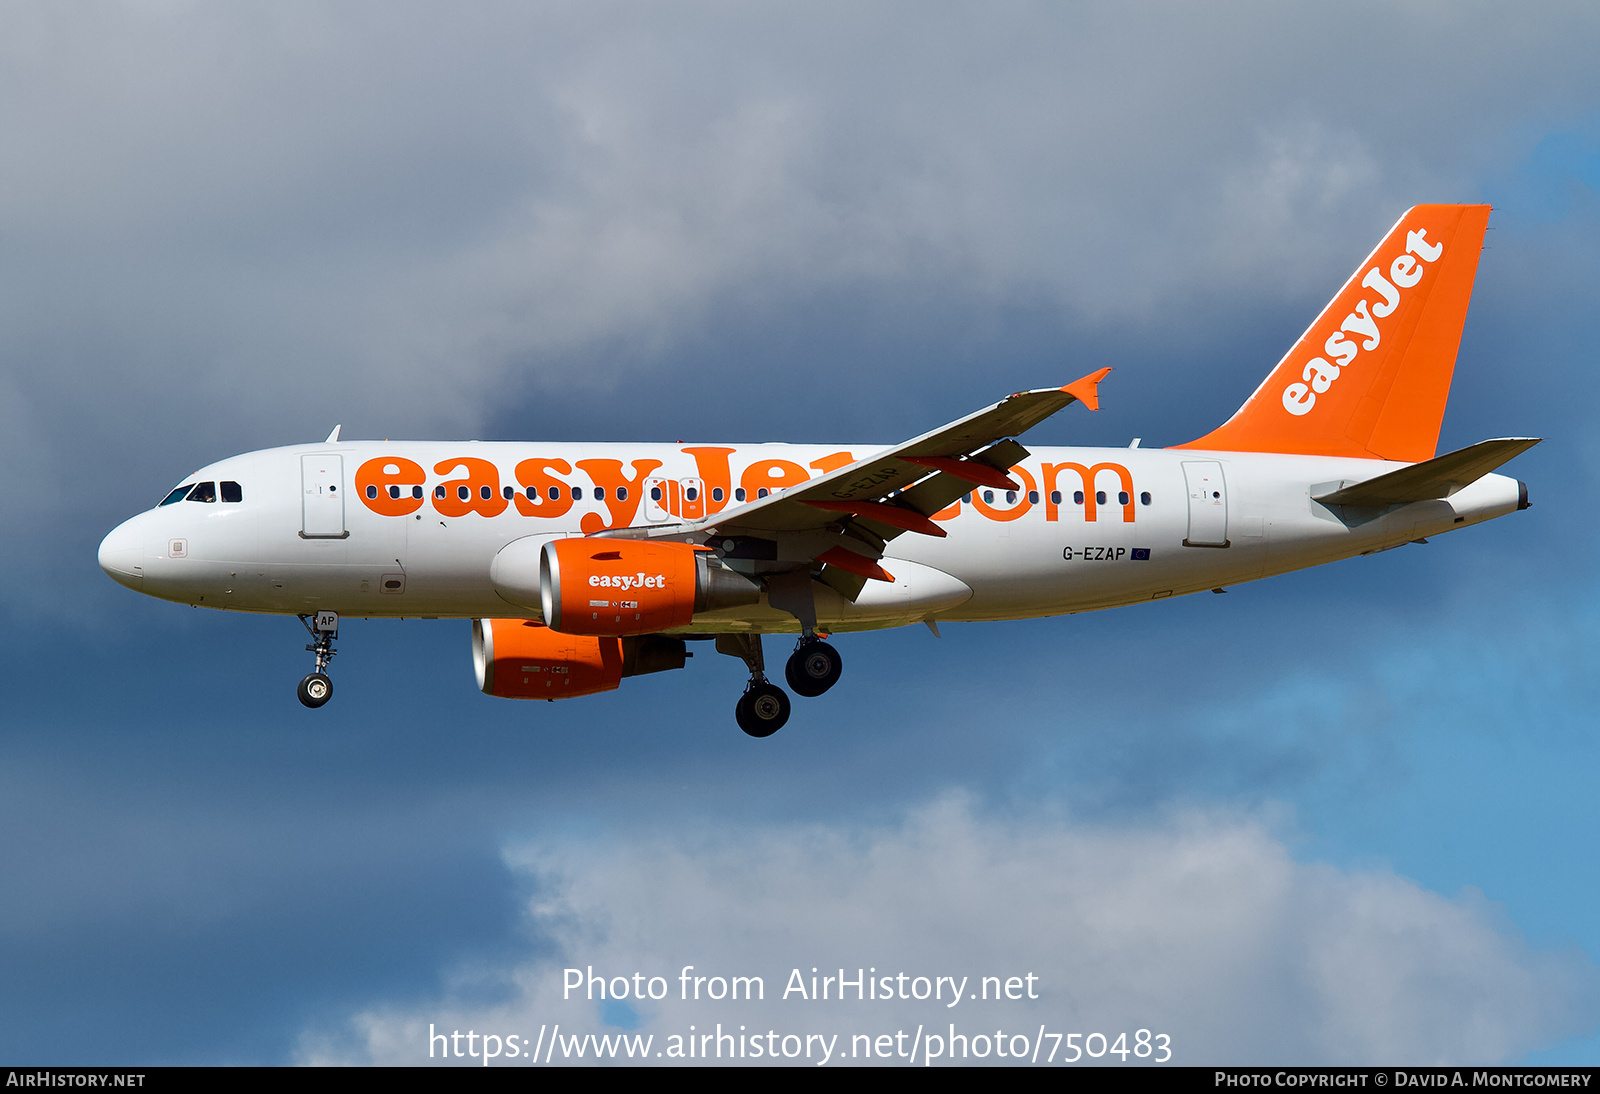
[4,0,1600,1066]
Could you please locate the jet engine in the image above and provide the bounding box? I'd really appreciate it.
[473,618,690,700]
[539,539,759,637]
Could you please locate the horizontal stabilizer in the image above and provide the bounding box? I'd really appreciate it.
[1313,438,1539,507]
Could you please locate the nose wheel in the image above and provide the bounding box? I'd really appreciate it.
[785,639,842,697]
[298,672,333,708]
[297,612,340,709]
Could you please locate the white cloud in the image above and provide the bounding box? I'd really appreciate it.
[305,797,1599,1066]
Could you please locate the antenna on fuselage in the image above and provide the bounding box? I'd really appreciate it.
[324,425,342,443]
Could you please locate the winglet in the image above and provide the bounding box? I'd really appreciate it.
[1061,367,1112,412]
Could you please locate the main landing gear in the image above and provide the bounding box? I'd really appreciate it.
[297,611,339,709]
[785,637,842,698]
[736,683,790,738]
[717,632,845,737]
[718,634,790,737]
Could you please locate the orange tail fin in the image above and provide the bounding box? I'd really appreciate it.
[1177,204,1491,462]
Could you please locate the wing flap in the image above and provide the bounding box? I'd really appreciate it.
[802,499,948,537]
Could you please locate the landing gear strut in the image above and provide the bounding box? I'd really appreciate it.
[297,611,339,709]
[785,638,842,697]
[717,634,790,737]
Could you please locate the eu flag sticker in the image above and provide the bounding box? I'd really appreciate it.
[1131,548,1151,561]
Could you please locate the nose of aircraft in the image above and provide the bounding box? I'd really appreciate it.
[98,515,146,588]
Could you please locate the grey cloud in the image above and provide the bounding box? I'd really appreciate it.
[8,2,1600,411]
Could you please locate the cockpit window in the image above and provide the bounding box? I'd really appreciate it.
[186,481,216,503]
[221,481,243,503]
[159,484,194,506]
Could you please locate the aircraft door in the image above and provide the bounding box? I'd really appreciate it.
[680,477,705,520]
[1182,461,1229,547]
[643,477,672,522]
[301,454,348,538]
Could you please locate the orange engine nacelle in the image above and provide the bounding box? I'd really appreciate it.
[473,619,690,700]
[540,538,758,637]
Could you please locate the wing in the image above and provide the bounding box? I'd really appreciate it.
[594,368,1110,598]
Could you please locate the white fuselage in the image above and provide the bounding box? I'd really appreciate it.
[98,440,1525,632]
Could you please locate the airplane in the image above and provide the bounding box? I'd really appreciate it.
[99,204,1536,737]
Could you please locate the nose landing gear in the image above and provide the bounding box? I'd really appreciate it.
[297,611,339,709]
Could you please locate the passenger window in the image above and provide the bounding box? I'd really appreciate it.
[650,486,663,502]
[389,485,401,499]
[962,494,972,504]
[502,486,514,500]
[412,486,423,500]
[712,487,724,502]
[1004,490,1017,505]
[160,484,194,506]
[1118,491,1129,505]
[757,488,769,499]
[1140,492,1151,505]
[1050,491,1061,505]
[221,481,242,502]
[457,486,469,501]
[1095,491,1106,505]
[549,486,562,501]
[1028,490,1039,504]
[594,487,606,501]
[572,487,584,501]
[735,488,746,502]
[685,486,699,502]
[367,485,379,499]
[617,487,628,501]
[1073,491,1084,505]
[480,485,492,500]
[982,490,994,503]
[186,481,216,503]
[435,486,446,499]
